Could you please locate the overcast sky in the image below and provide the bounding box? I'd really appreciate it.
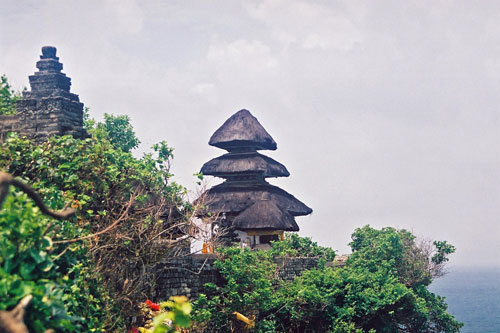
[1,0,499,267]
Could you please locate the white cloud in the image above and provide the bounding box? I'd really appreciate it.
[102,0,144,35]
[207,38,278,71]
[2,0,500,268]
[245,0,364,50]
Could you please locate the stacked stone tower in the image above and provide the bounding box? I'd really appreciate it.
[0,46,86,142]
[198,109,312,249]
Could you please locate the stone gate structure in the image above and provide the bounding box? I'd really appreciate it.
[0,46,86,142]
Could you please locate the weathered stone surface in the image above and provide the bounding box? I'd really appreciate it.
[154,254,328,300]
[0,46,87,143]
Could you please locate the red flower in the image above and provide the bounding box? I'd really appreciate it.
[128,327,139,333]
[145,299,161,311]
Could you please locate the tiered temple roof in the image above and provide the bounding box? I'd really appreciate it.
[201,152,289,178]
[198,109,312,238]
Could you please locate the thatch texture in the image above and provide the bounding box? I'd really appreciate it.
[201,182,312,216]
[232,200,299,231]
[201,152,289,178]
[209,109,277,151]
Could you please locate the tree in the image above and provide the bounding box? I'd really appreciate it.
[278,226,462,332]
[0,75,21,115]
[349,226,456,288]
[93,113,141,152]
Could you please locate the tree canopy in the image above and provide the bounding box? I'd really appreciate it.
[192,228,462,332]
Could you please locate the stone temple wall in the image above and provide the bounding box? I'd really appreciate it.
[0,46,86,143]
[153,254,329,300]
[0,115,19,141]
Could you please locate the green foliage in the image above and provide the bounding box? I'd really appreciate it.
[432,240,456,265]
[193,172,203,186]
[156,296,192,332]
[0,132,185,230]
[0,117,187,330]
[275,227,462,332]
[0,192,71,331]
[90,113,141,152]
[192,247,278,332]
[0,190,117,332]
[135,296,192,333]
[0,75,21,115]
[192,227,462,332]
[192,236,335,332]
[271,233,336,261]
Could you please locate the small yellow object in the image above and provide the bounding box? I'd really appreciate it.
[170,295,188,304]
[233,311,255,329]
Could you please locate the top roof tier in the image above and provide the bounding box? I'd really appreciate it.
[209,109,277,152]
[29,46,72,93]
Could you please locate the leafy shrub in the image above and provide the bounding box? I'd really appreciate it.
[92,113,141,153]
[192,227,462,332]
[143,296,192,333]
[0,189,117,332]
[271,233,336,260]
[192,247,278,332]
[192,236,335,332]
[0,117,189,329]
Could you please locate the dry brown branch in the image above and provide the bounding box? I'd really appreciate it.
[52,187,141,244]
[77,183,210,322]
[0,295,32,333]
[417,237,449,279]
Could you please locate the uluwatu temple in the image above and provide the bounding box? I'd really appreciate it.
[0,46,339,301]
[197,109,312,250]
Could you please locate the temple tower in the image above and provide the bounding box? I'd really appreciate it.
[0,46,86,142]
[198,109,312,249]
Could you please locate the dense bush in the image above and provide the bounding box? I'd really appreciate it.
[0,109,190,331]
[271,233,336,261]
[0,188,118,332]
[191,235,336,332]
[276,226,462,332]
[91,112,141,153]
[192,228,462,332]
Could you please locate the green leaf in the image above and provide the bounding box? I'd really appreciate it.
[19,263,36,279]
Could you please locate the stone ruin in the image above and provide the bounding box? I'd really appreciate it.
[0,46,86,143]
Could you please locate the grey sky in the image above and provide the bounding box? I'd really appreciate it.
[1,0,499,267]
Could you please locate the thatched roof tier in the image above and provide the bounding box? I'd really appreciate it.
[232,200,299,231]
[200,152,290,178]
[201,182,312,216]
[209,109,277,151]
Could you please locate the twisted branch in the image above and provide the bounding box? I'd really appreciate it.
[0,172,75,219]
